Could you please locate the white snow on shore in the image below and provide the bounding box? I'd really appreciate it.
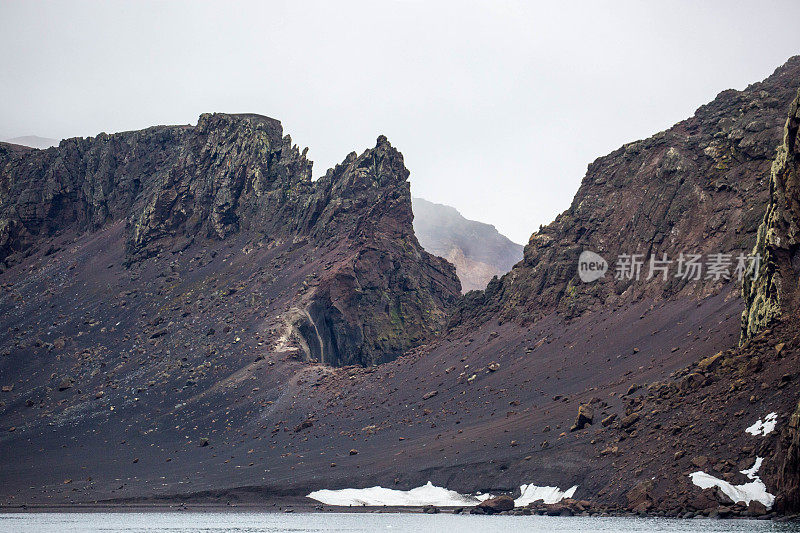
[307,481,579,507]
[689,457,775,509]
[307,482,491,506]
[515,484,578,505]
[745,412,778,436]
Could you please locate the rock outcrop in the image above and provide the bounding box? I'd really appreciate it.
[769,400,800,513]
[283,138,461,366]
[0,114,460,367]
[742,88,800,339]
[472,495,515,514]
[739,88,800,514]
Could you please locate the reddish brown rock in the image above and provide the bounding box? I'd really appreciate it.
[474,495,515,514]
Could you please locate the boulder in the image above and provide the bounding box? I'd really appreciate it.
[747,500,768,516]
[620,413,640,430]
[626,480,654,510]
[570,404,594,431]
[687,487,728,511]
[475,495,515,514]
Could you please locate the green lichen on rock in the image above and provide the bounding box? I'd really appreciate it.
[741,88,800,340]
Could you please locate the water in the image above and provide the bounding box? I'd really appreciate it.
[1,513,799,533]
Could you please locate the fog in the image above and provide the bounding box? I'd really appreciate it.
[1,0,799,243]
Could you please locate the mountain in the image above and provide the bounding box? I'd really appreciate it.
[3,136,59,150]
[1,59,799,517]
[580,92,800,514]
[452,58,800,328]
[412,197,523,292]
[0,114,463,505]
[0,114,460,368]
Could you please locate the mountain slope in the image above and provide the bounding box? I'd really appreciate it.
[1,59,799,516]
[580,90,800,511]
[412,197,523,291]
[453,57,800,327]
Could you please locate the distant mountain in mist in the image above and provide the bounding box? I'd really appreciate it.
[412,197,523,292]
[3,136,59,149]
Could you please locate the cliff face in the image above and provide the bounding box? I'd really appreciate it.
[770,400,800,513]
[453,57,800,326]
[0,113,316,263]
[0,124,191,260]
[284,139,461,366]
[0,114,459,367]
[412,197,523,292]
[740,89,800,513]
[742,89,800,339]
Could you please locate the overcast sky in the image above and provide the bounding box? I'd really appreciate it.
[2,1,799,243]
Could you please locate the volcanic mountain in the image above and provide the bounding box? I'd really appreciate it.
[412,197,523,292]
[1,58,799,516]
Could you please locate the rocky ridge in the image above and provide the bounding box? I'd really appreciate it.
[0,114,460,367]
[453,57,800,327]
[742,88,800,338]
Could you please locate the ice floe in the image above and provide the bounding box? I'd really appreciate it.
[307,481,579,507]
[745,412,778,436]
[689,456,775,509]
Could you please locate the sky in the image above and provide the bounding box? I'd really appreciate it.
[1,1,799,244]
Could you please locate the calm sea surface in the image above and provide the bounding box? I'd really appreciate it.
[1,512,799,533]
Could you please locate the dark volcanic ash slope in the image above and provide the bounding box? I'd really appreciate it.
[412,197,523,292]
[584,92,800,516]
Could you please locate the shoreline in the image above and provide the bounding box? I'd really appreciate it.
[1,501,798,521]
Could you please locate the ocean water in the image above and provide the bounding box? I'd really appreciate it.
[1,512,799,533]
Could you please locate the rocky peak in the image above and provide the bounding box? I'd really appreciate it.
[301,135,415,243]
[126,112,315,259]
[285,136,461,366]
[0,115,460,367]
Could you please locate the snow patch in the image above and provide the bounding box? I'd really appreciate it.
[307,481,579,507]
[307,481,491,507]
[515,484,578,506]
[745,412,778,436]
[689,457,775,509]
